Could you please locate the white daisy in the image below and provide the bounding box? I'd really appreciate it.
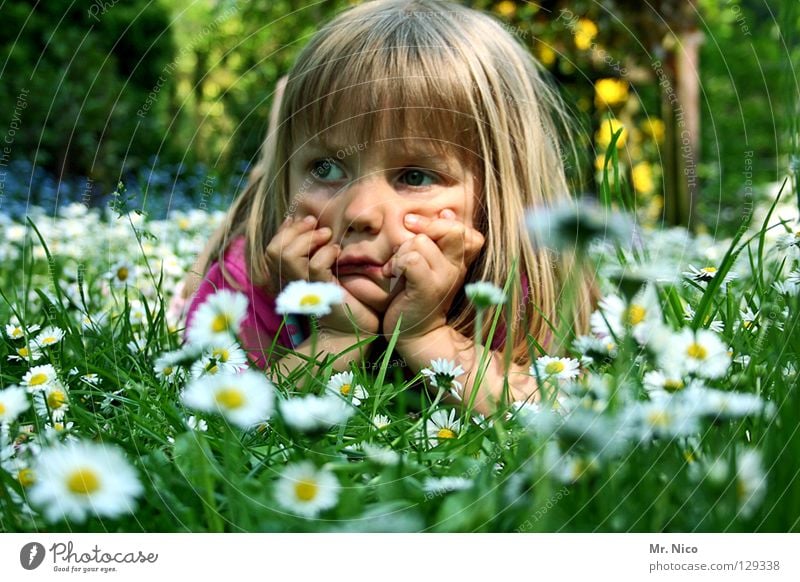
[572,334,617,366]
[659,328,731,380]
[420,358,466,393]
[185,415,208,432]
[126,336,147,354]
[626,399,700,442]
[108,261,136,288]
[181,370,276,429]
[28,440,143,523]
[683,303,724,333]
[525,199,634,252]
[21,364,59,392]
[425,408,461,446]
[275,280,343,317]
[33,326,65,349]
[509,401,562,436]
[590,285,662,344]
[279,394,355,433]
[190,342,249,379]
[33,383,70,421]
[735,448,767,518]
[5,323,26,340]
[642,369,688,396]
[274,461,340,518]
[680,386,769,420]
[465,281,506,308]
[7,343,44,363]
[326,371,369,406]
[372,414,391,430]
[683,264,738,290]
[153,349,192,384]
[361,443,400,466]
[423,476,473,496]
[187,289,249,347]
[80,374,101,386]
[0,386,30,424]
[738,306,759,332]
[772,279,799,296]
[774,229,800,256]
[532,356,580,380]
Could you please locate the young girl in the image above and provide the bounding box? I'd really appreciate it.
[182,0,598,416]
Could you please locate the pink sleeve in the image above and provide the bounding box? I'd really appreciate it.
[183,237,308,369]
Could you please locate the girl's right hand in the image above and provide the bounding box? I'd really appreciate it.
[265,215,380,336]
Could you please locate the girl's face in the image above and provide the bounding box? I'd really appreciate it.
[288,137,478,312]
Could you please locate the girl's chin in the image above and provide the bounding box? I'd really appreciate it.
[339,275,390,311]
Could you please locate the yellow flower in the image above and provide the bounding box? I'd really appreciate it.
[574,18,598,50]
[594,78,629,108]
[495,1,516,17]
[595,118,627,149]
[642,117,665,143]
[536,43,556,67]
[632,162,655,194]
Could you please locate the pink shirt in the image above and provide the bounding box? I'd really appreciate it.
[183,236,527,369]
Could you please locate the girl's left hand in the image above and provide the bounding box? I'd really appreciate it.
[381,209,485,340]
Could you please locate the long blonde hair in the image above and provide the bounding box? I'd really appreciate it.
[203,0,598,364]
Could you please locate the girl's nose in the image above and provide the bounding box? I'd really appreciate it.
[341,178,387,235]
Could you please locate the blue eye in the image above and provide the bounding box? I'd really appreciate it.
[311,159,346,181]
[400,169,436,187]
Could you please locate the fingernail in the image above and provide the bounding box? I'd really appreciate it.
[318,226,331,234]
[441,209,456,219]
[404,213,421,226]
[303,215,316,224]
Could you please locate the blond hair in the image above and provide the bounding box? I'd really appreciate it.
[204,0,599,364]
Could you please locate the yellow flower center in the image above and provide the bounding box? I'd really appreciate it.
[0,403,5,415]
[41,336,56,345]
[117,267,129,281]
[11,327,23,338]
[28,373,48,386]
[210,314,231,333]
[624,304,646,325]
[54,422,65,431]
[294,479,319,502]
[18,468,35,487]
[742,320,753,329]
[47,390,67,409]
[701,267,717,274]
[437,428,457,440]
[544,361,565,375]
[663,379,685,393]
[66,467,101,495]
[211,348,230,362]
[340,384,351,396]
[163,366,174,376]
[686,343,708,360]
[299,294,321,307]
[683,451,696,464]
[647,410,670,428]
[205,363,219,374]
[215,388,244,410]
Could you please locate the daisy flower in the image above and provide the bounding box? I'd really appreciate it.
[626,399,700,442]
[278,394,355,433]
[532,356,580,380]
[361,443,400,466]
[21,364,59,392]
[425,408,461,446]
[5,323,26,340]
[33,383,70,421]
[683,303,724,333]
[185,415,208,432]
[423,476,473,496]
[33,326,65,349]
[0,386,30,424]
[186,289,249,347]
[683,264,738,290]
[181,370,276,429]
[372,414,391,430]
[659,328,731,380]
[80,374,101,387]
[509,401,562,436]
[525,199,634,253]
[7,343,44,363]
[465,281,506,308]
[326,371,369,406]
[108,261,136,288]
[642,369,688,396]
[735,448,767,518]
[680,386,769,420]
[275,280,343,317]
[590,285,663,344]
[572,334,617,366]
[774,229,800,258]
[274,461,340,518]
[28,440,143,523]
[189,342,249,379]
[154,349,194,384]
[420,358,466,393]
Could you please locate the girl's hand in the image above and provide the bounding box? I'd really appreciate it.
[381,209,485,340]
[265,215,380,336]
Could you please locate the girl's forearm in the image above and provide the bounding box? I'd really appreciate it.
[395,326,538,416]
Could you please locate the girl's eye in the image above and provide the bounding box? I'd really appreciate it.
[399,169,436,188]
[311,159,346,182]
